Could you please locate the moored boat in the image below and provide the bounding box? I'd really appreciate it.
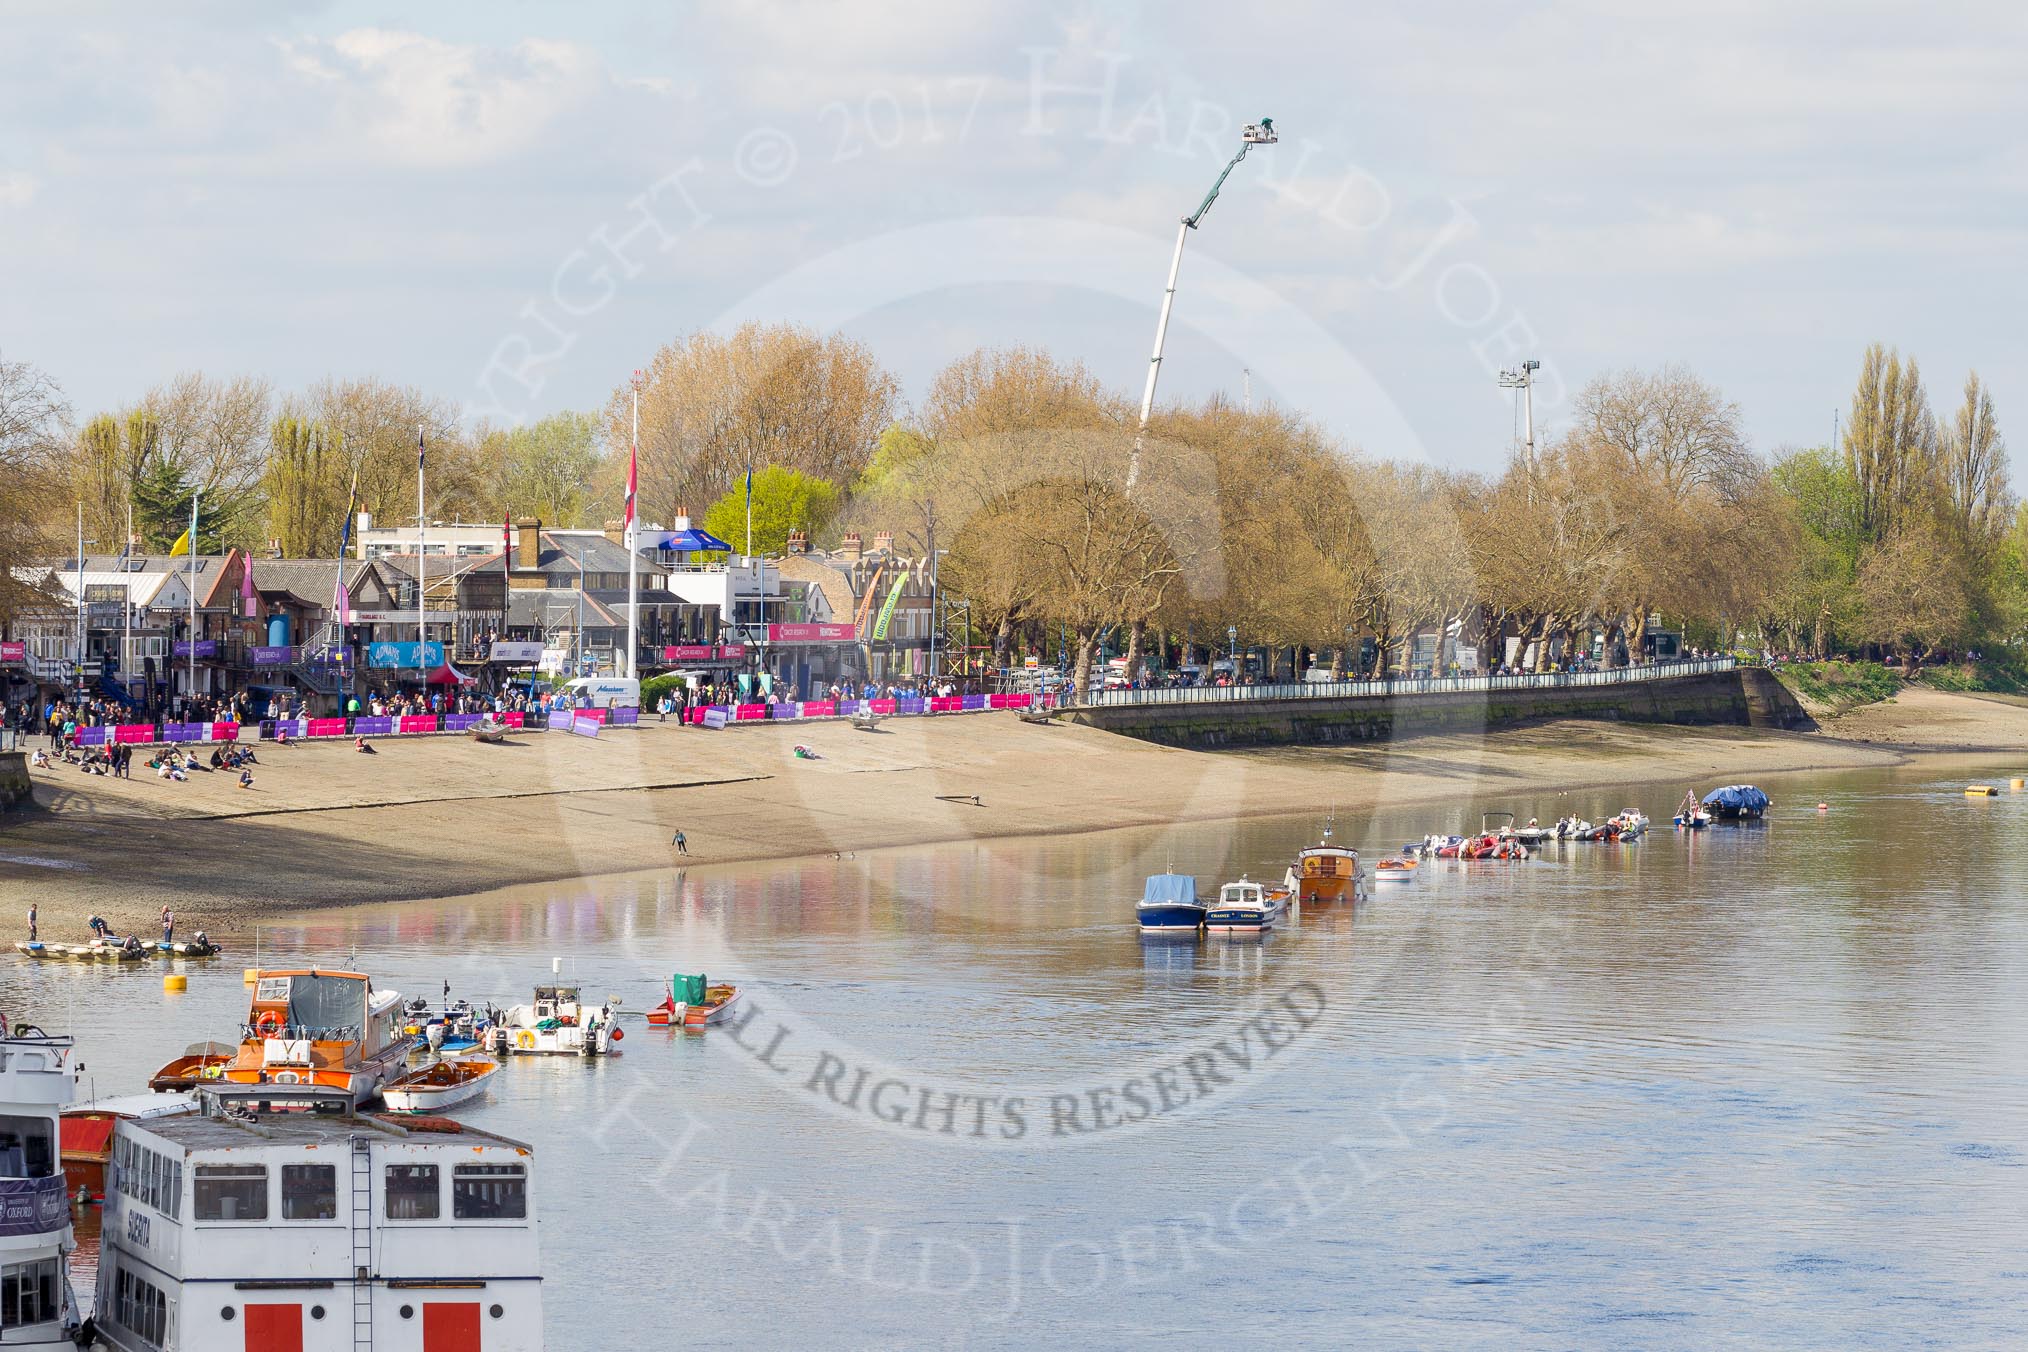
[1372,857,1418,882]
[1136,873,1206,932]
[1291,819,1364,903]
[148,1041,236,1091]
[218,968,412,1104]
[647,973,741,1028]
[492,984,622,1054]
[1702,784,1770,820]
[1204,878,1282,933]
[4,1016,87,1345]
[381,1056,499,1113]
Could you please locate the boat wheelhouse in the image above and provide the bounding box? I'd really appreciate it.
[220,970,409,1104]
[93,1092,542,1351]
[1204,878,1282,933]
[492,986,619,1056]
[1291,822,1364,903]
[0,1021,85,1346]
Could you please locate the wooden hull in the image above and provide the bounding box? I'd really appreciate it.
[383,1059,498,1112]
[150,1053,232,1092]
[685,986,741,1027]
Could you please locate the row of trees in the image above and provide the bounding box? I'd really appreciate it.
[3,332,2014,696]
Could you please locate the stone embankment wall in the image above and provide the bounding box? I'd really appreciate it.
[0,752,30,809]
[1063,669,1813,749]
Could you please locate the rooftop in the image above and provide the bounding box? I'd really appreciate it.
[133,1103,531,1154]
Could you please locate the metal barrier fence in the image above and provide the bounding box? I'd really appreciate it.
[1073,657,1741,708]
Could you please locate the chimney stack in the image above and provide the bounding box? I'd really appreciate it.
[872,530,893,554]
[839,531,863,561]
[786,529,808,555]
[516,518,541,571]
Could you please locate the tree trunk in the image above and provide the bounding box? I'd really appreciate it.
[1071,626,1098,703]
[1123,617,1147,684]
[991,613,1013,669]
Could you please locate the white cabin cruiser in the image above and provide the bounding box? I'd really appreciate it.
[488,985,621,1057]
[1203,878,1284,934]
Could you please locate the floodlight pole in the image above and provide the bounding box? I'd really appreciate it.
[1497,359,1542,471]
[1126,118,1277,490]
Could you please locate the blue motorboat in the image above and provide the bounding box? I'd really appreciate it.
[1137,873,1206,933]
[1701,784,1770,820]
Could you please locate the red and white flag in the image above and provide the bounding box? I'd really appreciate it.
[623,436,638,534]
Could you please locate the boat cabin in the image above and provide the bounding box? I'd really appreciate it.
[0,1028,79,1345]
[222,971,408,1102]
[529,986,582,1025]
[94,1095,542,1351]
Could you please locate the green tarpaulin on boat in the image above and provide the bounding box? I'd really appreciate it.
[673,973,706,1004]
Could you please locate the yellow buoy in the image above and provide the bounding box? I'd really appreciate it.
[1966,785,1998,797]
[243,967,259,985]
[163,974,187,993]
[2011,778,2024,791]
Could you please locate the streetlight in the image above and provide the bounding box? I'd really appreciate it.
[1228,624,1239,679]
[1497,358,1542,471]
[1126,117,1278,489]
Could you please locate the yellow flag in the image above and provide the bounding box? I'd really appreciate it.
[167,529,192,557]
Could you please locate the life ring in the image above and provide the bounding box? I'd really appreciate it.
[255,1010,285,1037]
[515,1030,536,1050]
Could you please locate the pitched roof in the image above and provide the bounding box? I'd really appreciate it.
[250,558,372,608]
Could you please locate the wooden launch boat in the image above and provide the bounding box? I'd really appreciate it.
[1372,857,1418,882]
[149,1040,237,1091]
[1291,819,1364,903]
[381,1056,499,1113]
[648,973,742,1027]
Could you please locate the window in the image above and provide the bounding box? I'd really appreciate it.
[452,1164,526,1219]
[282,1164,337,1220]
[113,1265,168,1345]
[2,1258,59,1327]
[195,1164,268,1221]
[0,1116,55,1180]
[385,1164,439,1220]
[112,1138,182,1216]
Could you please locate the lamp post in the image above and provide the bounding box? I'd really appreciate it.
[1126,117,1278,490]
[1228,624,1239,678]
[1497,359,1542,471]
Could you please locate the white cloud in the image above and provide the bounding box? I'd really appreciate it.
[0,171,39,208]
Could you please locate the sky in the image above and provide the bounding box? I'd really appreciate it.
[2,0,2023,474]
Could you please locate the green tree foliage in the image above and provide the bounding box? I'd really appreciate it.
[702,466,843,557]
[130,454,224,552]
[265,415,342,557]
[482,411,609,527]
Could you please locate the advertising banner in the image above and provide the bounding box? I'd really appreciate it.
[398,715,439,735]
[869,699,897,715]
[0,1176,69,1237]
[249,645,293,666]
[0,641,25,662]
[352,716,394,736]
[802,701,836,717]
[929,697,962,713]
[115,724,156,743]
[608,707,639,726]
[489,641,545,663]
[896,698,925,714]
[569,717,600,739]
[498,711,526,729]
[701,708,730,729]
[574,708,608,725]
[766,623,856,643]
[961,695,988,711]
[307,718,349,738]
[161,723,204,743]
[365,641,445,669]
[210,722,240,742]
[270,719,308,739]
[74,726,107,747]
[871,578,906,641]
[171,640,218,659]
[550,712,576,734]
[734,704,767,721]
[718,644,747,660]
[769,703,801,720]
[444,714,483,732]
[663,644,716,662]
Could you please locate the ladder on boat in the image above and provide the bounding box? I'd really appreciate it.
[350,1134,375,1350]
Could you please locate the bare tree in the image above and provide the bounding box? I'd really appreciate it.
[0,353,70,621]
[1572,364,1754,500]
[1940,370,2008,541]
[1843,342,1938,541]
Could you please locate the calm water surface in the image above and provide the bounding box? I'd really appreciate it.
[23,760,2028,1349]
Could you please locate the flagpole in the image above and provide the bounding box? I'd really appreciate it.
[627,371,640,682]
[188,490,199,709]
[416,425,426,680]
[124,500,132,692]
[74,503,84,699]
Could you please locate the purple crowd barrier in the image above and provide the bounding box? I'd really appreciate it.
[770,703,801,720]
[352,715,394,736]
[444,714,485,732]
[569,717,600,739]
[73,726,108,747]
[961,694,988,711]
[608,707,640,726]
[162,722,205,743]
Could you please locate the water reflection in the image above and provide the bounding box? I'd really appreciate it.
[22,759,2028,1347]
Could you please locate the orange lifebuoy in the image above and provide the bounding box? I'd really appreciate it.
[255,1010,285,1037]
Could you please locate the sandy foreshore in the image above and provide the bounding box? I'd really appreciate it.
[7,691,2027,939]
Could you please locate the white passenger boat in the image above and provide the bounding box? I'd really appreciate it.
[0,1017,88,1346]
[381,1057,499,1113]
[91,1086,543,1350]
[489,985,622,1056]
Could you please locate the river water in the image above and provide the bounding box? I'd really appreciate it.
[23,759,2028,1349]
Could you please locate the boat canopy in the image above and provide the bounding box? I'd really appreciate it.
[1701,785,1770,812]
[1140,873,1199,907]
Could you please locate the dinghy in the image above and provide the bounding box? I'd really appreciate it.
[381,1056,499,1113]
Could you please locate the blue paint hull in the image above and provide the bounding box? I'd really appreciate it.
[1137,903,1206,932]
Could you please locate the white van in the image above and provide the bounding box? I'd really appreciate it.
[561,677,640,709]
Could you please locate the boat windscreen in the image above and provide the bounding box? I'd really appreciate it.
[285,974,368,1038]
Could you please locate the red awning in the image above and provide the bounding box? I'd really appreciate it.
[425,663,474,685]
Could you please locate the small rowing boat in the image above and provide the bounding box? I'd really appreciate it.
[149,1041,237,1092]
[648,972,743,1027]
[381,1056,499,1113]
[1372,857,1417,882]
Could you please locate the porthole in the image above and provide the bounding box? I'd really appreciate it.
[400,1304,415,1319]
[222,1307,236,1321]
[311,1305,325,1320]
[490,1304,504,1319]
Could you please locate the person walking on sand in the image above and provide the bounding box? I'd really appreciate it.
[161,905,174,945]
[27,904,36,944]
[672,829,688,855]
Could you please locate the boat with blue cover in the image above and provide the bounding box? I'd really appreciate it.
[1702,784,1770,820]
[1137,873,1207,933]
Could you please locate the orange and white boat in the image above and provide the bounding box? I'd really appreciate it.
[219,969,411,1104]
[648,973,743,1028]
[1372,857,1418,882]
[1290,819,1365,903]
